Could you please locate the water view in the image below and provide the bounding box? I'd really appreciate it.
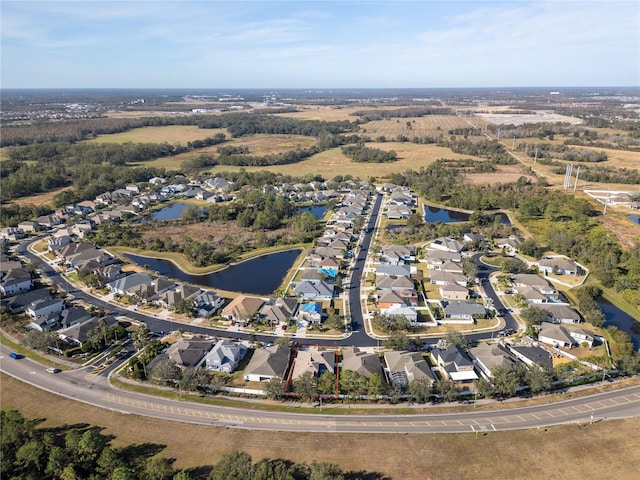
[629,215,640,226]
[148,202,197,221]
[597,297,640,350]
[124,249,301,295]
[296,204,328,219]
[423,206,511,225]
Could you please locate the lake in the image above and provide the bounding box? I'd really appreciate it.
[423,206,511,225]
[148,202,198,221]
[124,249,301,295]
[597,297,640,350]
[629,215,640,226]
[296,205,328,219]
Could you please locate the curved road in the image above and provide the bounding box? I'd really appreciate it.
[2,344,639,433]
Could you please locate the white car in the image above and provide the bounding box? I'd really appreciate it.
[46,367,61,374]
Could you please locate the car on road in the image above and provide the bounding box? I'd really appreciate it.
[9,352,23,359]
[46,367,61,374]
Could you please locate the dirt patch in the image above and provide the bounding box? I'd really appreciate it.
[2,374,640,480]
[7,186,74,207]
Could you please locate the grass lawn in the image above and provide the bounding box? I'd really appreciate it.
[3,373,640,480]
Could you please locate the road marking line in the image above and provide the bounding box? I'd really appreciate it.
[516,415,526,422]
[456,420,464,426]
[546,411,555,417]
[531,413,541,420]
[500,417,511,423]
[558,408,571,415]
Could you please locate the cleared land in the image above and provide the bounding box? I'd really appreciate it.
[7,185,73,207]
[90,125,227,144]
[2,374,640,480]
[358,115,472,139]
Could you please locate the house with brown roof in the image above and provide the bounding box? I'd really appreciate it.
[384,350,436,388]
[291,346,336,380]
[341,347,382,378]
[243,345,291,382]
[221,295,264,325]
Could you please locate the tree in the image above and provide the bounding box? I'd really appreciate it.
[293,371,318,399]
[149,359,180,386]
[21,329,55,352]
[209,451,253,480]
[252,459,295,480]
[339,369,368,397]
[145,457,175,480]
[434,378,457,402]
[525,366,554,394]
[317,371,337,395]
[77,428,108,467]
[443,331,468,350]
[263,376,287,400]
[308,461,345,480]
[476,377,495,398]
[384,331,411,350]
[407,378,432,403]
[491,364,525,398]
[173,471,194,480]
[520,305,547,327]
[367,372,388,397]
[16,440,45,474]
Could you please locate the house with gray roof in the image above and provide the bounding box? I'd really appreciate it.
[58,315,118,347]
[429,270,467,287]
[380,245,416,265]
[538,322,595,348]
[539,257,580,276]
[508,345,553,369]
[291,346,336,380]
[468,342,518,379]
[165,339,214,368]
[106,272,153,296]
[425,250,462,269]
[293,280,334,299]
[201,340,248,373]
[376,264,412,278]
[341,347,381,378]
[259,297,299,325]
[59,306,92,328]
[384,350,436,388]
[442,300,486,324]
[433,346,478,382]
[243,345,291,382]
[429,237,464,253]
[538,304,582,324]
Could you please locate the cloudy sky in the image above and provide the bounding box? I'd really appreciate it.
[2,0,638,89]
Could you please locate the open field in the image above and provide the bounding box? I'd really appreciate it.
[358,115,472,139]
[2,374,640,480]
[7,185,73,207]
[207,142,487,179]
[90,125,227,144]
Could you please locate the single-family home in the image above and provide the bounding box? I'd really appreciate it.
[379,245,416,265]
[341,347,382,378]
[26,297,64,322]
[429,237,464,253]
[221,295,264,325]
[538,304,582,324]
[0,268,32,296]
[57,315,118,347]
[495,235,524,253]
[165,339,214,368]
[384,350,436,388]
[439,283,469,300]
[59,306,92,329]
[192,290,225,317]
[18,221,40,233]
[425,250,462,270]
[429,270,467,287]
[386,205,412,219]
[432,346,478,382]
[376,264,412,278]
[468,342,519,379]
[381,305,418,324]
[201,340,248,373]
[259,297,299,325]
[293,280,334,299]
[442,300,486,324]
[106,272,154,296]
[508,345,553,369]
[243,345,291,382]
[538,322,595,348]
[291,346,336,380]
[539,258,580,276]
[511,274,553,290]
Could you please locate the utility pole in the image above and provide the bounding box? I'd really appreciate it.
[573,166,580,191]
[533,147,538,165]
[512,136,516,149]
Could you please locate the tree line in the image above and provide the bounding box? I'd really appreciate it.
[1,409,368,480]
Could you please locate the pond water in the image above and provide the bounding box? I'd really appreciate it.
[597,297,640,350]
[296,205,328,219]
[423,206,511,225]
[629,215,640,226]
[124,249,301,295]
[148,202,196,221]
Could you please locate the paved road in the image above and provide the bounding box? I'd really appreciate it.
[2,344,639,433]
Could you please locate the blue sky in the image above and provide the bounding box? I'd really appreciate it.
[2,0,639,88]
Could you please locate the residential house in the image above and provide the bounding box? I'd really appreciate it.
[538,323,595,348]
[517,286,560,304]
[442,300,486,324]
[468,342,518,379]
[0,268,32,296]
[508,345,553,369]
[379,245,416,265]
[201,340,248,373]
[221,295,264,325]
[291,346,336,380]
[439,283,469,300]
[432,346,478,382]
[57,315,118,347]
[341,347,382,378]
[106,272,154,296]
[495,235,524,253]
[376,275,414,291]
[376,264,412,278]
[243,344,291,382]
[425,250,462,270]
[47,235,73,253]
[386,205,412,219]
[26,297,64,323]
[539,258,580,276]
[165,339,214,368]
[34,214,61,229]
[384,350,436,388]
[0,227,24,242]
[306,254,340,270]
[59,306,92,329]
[381,305,418,324]
[259,297,299,326]
[1,288,52,315]
[538,304,582,324]
[511,274,553,290]
[296,303,323,325]
[293,280,334,299]
[18,221,40,233]
[429,270,467,287]
[429,237,464,253]
[155,283,200,310]
[192,290,225,317]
